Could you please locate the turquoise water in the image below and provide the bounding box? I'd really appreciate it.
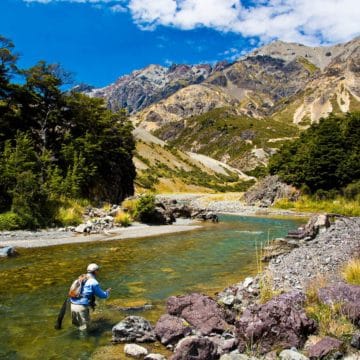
[0,214,304,359]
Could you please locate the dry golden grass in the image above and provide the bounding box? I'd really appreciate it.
[274,196,360,216]
[258,274,281,304]
[201,192,244,202]
[341,258,360,285]
[114,211,132,227]
[121,198,138,217]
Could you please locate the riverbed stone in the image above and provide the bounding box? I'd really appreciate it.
[155,314,193,345]
[279,349,309,360]
[208,334,238,355]
[171,336,218,360]
[167,293,232,335]
[235,291,317,354]
[350,332,360,350]
[145,354,167,360]
[307,337,343,359]
[112,316,155,343]
[124,343,148,357]
[0,246,16,257]
[318,282,360,305]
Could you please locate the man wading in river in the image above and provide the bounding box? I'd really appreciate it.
[69,263,111,332]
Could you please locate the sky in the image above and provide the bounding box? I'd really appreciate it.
[1,0,359,87]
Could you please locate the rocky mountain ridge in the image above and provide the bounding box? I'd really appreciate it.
[84,62,229,114]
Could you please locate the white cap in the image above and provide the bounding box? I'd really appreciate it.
[87,263,100,273]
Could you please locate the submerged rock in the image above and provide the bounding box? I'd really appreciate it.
[112,316,156,343]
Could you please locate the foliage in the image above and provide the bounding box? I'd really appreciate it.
[269,113,360,193]
[0,212,25,231]
[343,181,360,201]
[342,258,360,285]
[0,35,136,229]
[134,193,156,223]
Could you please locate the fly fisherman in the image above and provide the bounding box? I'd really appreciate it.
[70,263,111,332]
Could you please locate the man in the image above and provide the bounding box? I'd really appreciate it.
[70,263,111,332]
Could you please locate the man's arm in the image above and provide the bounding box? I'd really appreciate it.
[92,283,110,299]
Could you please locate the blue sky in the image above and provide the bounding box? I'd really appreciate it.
[1,0,359,87]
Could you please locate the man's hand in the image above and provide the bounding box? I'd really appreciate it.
[106,288,112,293]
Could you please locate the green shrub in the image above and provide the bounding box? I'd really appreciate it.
[343,181,360,200]
[134,194,156,223]
[0,212,26,230]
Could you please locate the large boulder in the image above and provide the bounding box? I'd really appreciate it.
[155,314,193,345]
[243,175,299,207]
[167,293,233,335]
[286,214,331,241]
[112,316,156,343]
[235,291,317,354]
[171,336,218,360]
[307,336,343,359]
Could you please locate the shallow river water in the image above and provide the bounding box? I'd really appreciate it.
[0,214,304,359]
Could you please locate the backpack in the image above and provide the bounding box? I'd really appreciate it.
[68,274,90,298]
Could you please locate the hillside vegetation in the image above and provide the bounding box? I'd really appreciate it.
[154,107,299,171]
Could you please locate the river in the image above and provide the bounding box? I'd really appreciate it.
[0,214,304,359]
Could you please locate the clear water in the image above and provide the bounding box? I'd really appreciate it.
[0,214,304,359]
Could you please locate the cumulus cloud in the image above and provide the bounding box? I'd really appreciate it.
[22,0,360,45]
[128,0,360,45]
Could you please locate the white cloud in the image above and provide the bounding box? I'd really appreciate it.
[127,0,360,45]
[22,0,360,45]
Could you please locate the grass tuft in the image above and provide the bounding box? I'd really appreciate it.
[55,198,88,226]
[114,211,132,227]
[342,258,360,285]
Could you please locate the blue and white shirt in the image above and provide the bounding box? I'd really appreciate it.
[70,274,109,306]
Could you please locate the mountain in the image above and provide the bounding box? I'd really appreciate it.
[82,37,360,187]
[84,62,229,114]
[131,37,360,173]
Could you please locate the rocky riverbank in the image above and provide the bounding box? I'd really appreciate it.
[109,214,360,360]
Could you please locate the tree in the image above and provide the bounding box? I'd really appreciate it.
[269,113,359,193]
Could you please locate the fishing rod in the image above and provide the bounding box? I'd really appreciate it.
[54,297,69,330]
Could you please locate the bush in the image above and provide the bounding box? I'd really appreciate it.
[342,258,360,285]
[114,211,132,227]
[0,212,26,230]
[343,181,360,200]
[134,194,156,223]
